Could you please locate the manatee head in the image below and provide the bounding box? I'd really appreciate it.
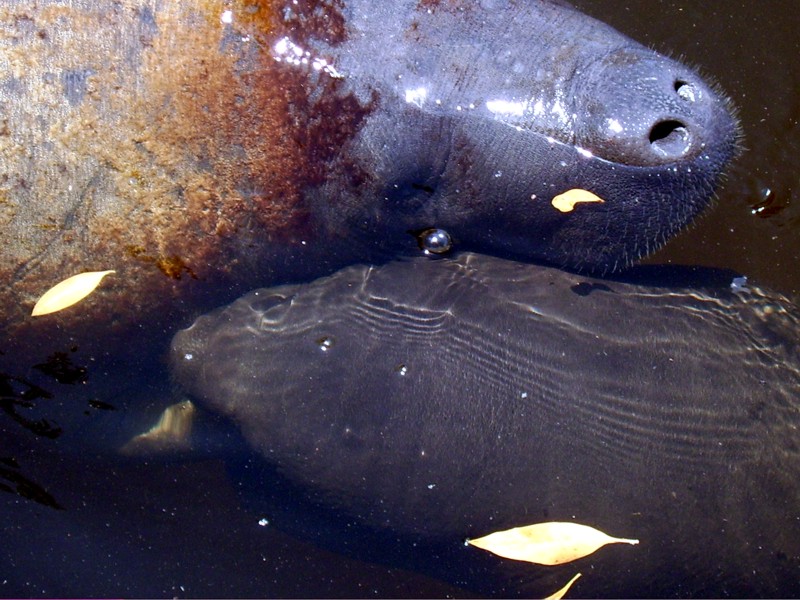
[322,0,740,272]
[1,0,742,365]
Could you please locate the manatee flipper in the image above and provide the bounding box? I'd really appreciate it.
[119,400,197,456]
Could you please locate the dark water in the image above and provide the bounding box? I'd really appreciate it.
[2,1,799,598]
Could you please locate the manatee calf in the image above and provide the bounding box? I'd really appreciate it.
[3,0,737,360]
[171,253,800,597]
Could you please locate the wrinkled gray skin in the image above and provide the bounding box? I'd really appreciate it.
[172,253,800,598]
[316,0,739,271]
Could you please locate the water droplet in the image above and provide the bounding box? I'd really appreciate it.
[417,228,452,255]
[749,185,788,219]
[317,336,334,351]
[395,364,408,376]
[730,276,748,293]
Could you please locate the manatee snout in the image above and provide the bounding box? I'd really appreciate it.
[576,48,737,166]
[170,287,300,418]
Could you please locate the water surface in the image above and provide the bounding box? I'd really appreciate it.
[2,0,798,597]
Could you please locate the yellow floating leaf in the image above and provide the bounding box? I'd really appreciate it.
[551,189,605,213]
[31,270,115,316]
[467,522,638,565]
[544,572,582,600]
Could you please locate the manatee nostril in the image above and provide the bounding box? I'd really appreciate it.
[674,80,698,102]
[649,120,691,157]
[649,120,686,143]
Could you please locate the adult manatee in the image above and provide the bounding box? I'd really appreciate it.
[2,0,737,359]
[172,252,800,598]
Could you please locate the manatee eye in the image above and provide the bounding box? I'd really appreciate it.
[251,293,293,326]
[416,228,453,255]
[250,293,290,313]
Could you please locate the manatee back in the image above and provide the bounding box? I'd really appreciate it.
[171,252,800,597]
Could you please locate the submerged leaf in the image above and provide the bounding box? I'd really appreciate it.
[31,270,115,316]
[551,189,604,213]
[544,572,582,600]
[120,400,196,455]
[467,522,638,565]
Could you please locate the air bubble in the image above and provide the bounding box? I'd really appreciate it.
[417,228,452,255]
